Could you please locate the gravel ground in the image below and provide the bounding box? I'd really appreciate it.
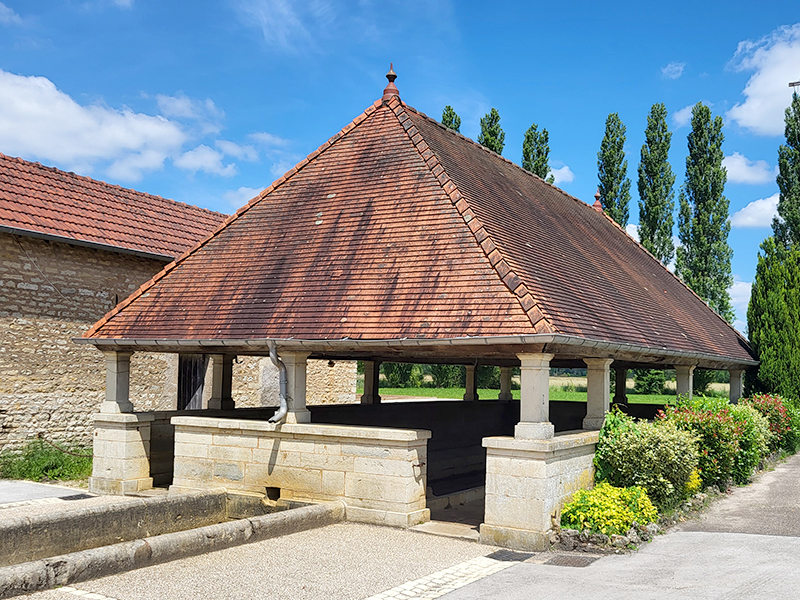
[24,522,503,600]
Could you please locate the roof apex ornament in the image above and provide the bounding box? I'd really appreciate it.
[382,62,399,101]
[593,189,603,212]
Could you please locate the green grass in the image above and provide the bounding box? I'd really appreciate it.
[366,386,675,404]
[0,439,92,482]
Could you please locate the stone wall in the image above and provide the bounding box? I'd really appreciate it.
[170,415,431,527]
[0,233,358,452]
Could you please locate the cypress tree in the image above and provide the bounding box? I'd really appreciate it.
[675,103,734,322]
[773,92,800,247]
[597,113,632,226]
[441,105,461,133]
[747,237,800,401]
[522,123,553,182]
[637,103,675,264]
[478,108,505,155]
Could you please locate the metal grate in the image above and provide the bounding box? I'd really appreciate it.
[544,555,600,568]
[486,550,535,562]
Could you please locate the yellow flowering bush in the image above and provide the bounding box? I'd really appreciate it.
[684,468,702,496]
[561,482,658,536]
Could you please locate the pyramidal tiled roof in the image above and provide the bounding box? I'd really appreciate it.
[0,153,226,259]
[83,93,755,365]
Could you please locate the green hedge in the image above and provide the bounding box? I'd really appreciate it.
[561,482,658,535]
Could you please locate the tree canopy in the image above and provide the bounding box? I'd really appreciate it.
[478,108,505,155]
[774,92,800,247]
[441,105,461,133]
[675,103,733,323]
[597,113,631,226]
[522,123,553,182]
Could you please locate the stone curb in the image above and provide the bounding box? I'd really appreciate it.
[0,501,345,599]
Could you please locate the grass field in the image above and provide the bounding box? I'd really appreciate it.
[369,386,676,404]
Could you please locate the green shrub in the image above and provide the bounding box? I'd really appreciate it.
[429,364,464,388]
[561,482,658,535]
[742,394,793,452]
[594,408,698,509]
[381,363,414,387]
[477,366,501,389]
[730,404,770,484]
[784,405,800,454]
[633,369,666,394]
[659,396,739,488]
[0,439,92,481]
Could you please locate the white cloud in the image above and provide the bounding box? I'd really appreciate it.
[0,1,22,24]
[224,186,263,209]
[249,131,290,147]
[727,24,800,136]
[270,159,295,178]
[112,0,134,7]
[216,140,258,161]
[672,105,693,128]
[0,69,185,181]
[730,278,752,312]
[723,152,778,185]
[625,224,640,241]
[174,145,236,177]
[661,62,685,80]
[550,165,574,185]
[730,193,779,228]
[234,0,334,52]
[733,319,747,335]
[156,93,223,135]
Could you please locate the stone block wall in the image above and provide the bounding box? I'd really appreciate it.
[480,430,599,551]
[170,416,431,527]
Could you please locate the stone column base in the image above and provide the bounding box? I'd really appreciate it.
[346,506,430,528]
[479,523,549,551]
[89,413,155,496]
[582,416,606,430]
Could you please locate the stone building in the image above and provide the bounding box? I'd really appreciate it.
[0,154,356,452]
[79,71,756,550]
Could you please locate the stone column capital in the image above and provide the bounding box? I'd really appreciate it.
[517,353,554,368]
[583,357,614,370]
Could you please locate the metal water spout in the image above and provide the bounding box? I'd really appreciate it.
[267,341,288,423]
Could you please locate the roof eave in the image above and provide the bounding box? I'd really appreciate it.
[73,333,758,368]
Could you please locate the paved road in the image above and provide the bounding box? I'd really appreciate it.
[0,480,90,505]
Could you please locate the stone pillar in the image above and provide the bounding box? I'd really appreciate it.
[283,352,311,423]
[583,358,613,430]
[729,369,744,403]
[101,351,134,413]
[613,367,628,404]
[515,353,554,440]
[675,365,695,400]
[498,367,513,400]
[205,354,235,409]
[361,360,382,404]
[464,365,478,401]
[89,413,154,495]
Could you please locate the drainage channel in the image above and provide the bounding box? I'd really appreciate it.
[0,491,344,599]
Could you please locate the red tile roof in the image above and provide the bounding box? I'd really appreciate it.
[83,95,755,365]
[0,153,226,259]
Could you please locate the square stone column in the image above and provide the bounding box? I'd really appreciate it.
[464,364,478,401]
[729,369,744,403]
[283,351,311,423]
[498,367,513,400]
[205,354,235,409]
[515,353,554,440]
[583,358,614,430]
[101,351,134,413]
[89,412,154,495]
[360,360,382,404]
[675,365,696,400]
[613,367,628,404]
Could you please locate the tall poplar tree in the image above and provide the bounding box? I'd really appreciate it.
[675,103,734,322]
[747,237,800,400]
[637,103,675,265]
[522,123,553,182]
[441,105,461,133]
[773,92,800,247]
[597,113,631,226]
[478,108,505,155]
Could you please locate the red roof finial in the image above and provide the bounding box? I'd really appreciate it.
[382,63,399,101]
[593,189,603,212]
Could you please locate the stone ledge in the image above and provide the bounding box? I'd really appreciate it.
[483,429,599,453]
[479,523,549,552]
[171,416,431,442]
[93,413,155,424]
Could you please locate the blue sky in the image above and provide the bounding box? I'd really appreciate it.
[0,1,798,334]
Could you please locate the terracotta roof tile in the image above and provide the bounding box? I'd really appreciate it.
[0,153,226,258]
[84,95,755,365]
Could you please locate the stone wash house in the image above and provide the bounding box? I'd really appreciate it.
[0,154,356,452]
[79,71,757,551]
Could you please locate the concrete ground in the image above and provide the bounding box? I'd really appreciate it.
[9,454,800,599]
